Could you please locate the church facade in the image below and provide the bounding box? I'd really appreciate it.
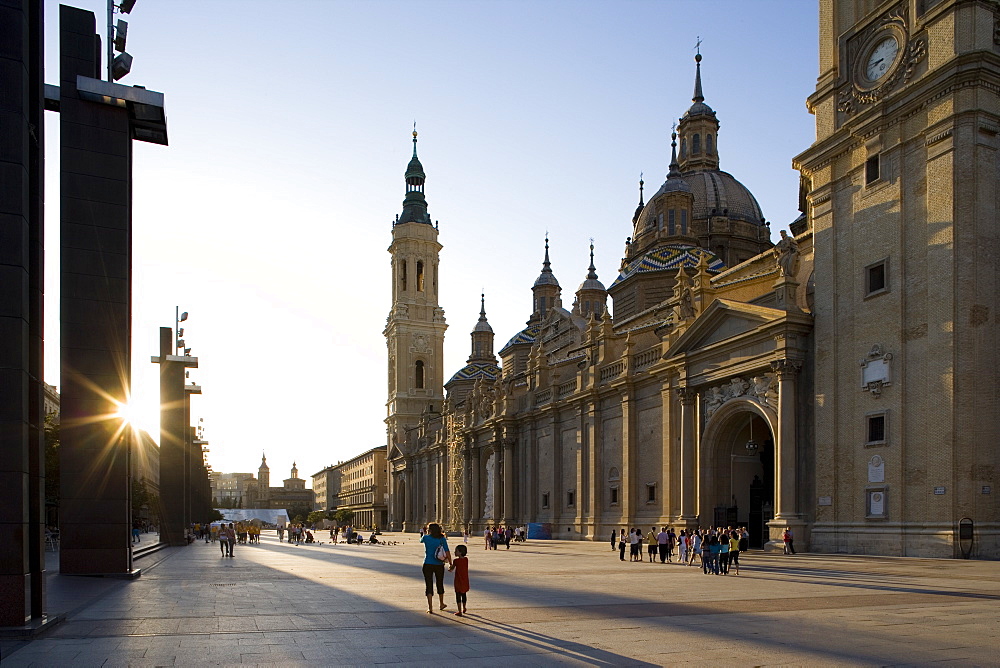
[386,0,999,558]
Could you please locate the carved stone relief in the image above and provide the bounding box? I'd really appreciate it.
[860,344,892,397]
[703,373,778,421]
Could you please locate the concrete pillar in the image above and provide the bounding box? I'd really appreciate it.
[0,0,48,627]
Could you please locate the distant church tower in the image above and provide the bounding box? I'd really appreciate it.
[258,452,269,489]
[384,129,447,483]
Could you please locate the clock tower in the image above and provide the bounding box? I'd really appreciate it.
[384,130,447,512]
[795,0,1000,557]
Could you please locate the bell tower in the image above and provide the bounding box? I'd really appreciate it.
[796,0,1000,557]
[384,129,447,455]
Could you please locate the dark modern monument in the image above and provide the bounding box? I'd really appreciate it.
[56,4,166,576]
[152,325,206,546]
[0,0,47,629]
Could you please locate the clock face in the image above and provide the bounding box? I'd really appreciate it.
[865,36,900,83]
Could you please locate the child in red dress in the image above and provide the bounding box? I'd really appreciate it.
[449,544,470,616]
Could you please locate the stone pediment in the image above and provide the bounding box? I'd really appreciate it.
[667,299,787,357]
[388,443,407,460]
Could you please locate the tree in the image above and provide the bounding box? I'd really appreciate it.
[333,508,354,526]
[285,501,313,523]
[44,413,60,505]
[306,510,328,525]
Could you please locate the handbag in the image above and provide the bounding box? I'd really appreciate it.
[434,541,447,561]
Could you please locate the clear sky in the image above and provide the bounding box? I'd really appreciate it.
[42,0,819,484]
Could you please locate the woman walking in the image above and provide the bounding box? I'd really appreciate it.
[420,523,451,613]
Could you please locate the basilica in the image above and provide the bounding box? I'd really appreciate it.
[385,0,1000,558]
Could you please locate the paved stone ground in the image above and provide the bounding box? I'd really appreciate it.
[2,531,999,667]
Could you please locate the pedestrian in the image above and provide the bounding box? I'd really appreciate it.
[224,523,236,558]
[449,544,470,616]
[678,529,688,564]
[611,528,617,551]
[618,529,627,561]
[277,525,284,542]
[505,526,513,549]
[629,528,642,562]
[719,531,731,574]
[783,528,796,555]
[646,527,658,563]
[420,522,451,613]
[657,526,669,563]
[689,530,702,568]
[706,535,720,575]
[728,531,741,575]
[483,527,491,551]
[666,528,676,563]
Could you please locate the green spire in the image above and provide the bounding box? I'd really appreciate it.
[398,125,431,225]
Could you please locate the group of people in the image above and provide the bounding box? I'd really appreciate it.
[480,525,526,550]
[215,523,237,557]
[613,526,752,575]
[278,524,315,544]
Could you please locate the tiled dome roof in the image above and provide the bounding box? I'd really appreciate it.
[498,324,541,355]
[610,244,725,289]
[447,362,500,385]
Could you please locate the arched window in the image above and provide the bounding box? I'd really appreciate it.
[681,209,688,235]
[668,209,676,235]
[706,134,714,154]
[692,133,701,154]
[400,260,407,291]
[681,138,687,157]
[415,360,424,389]
[416,261,424,291]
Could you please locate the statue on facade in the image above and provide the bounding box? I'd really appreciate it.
[774,230,799,277]
[679,288,695,320]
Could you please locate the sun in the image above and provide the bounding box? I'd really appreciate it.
[114,400,143,431]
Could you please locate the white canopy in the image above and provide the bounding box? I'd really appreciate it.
[215,508,290,525]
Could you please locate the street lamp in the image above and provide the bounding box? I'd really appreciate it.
[107,0,137,82]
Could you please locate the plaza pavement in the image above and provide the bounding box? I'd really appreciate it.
[1,531,999,667]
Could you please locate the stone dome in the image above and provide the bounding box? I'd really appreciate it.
[578,277,606,292]
[683,170,764,225]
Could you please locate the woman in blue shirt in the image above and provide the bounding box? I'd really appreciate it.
[420,523,451,613]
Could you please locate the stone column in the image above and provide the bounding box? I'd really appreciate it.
[767,358,805,550]
[585,403,600,538]
[401,463,412,532]
[462,447,472,529]
[676,387,698,527]
[471,445,481,528]
[620,393,634,524]
[502,437,515,523]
